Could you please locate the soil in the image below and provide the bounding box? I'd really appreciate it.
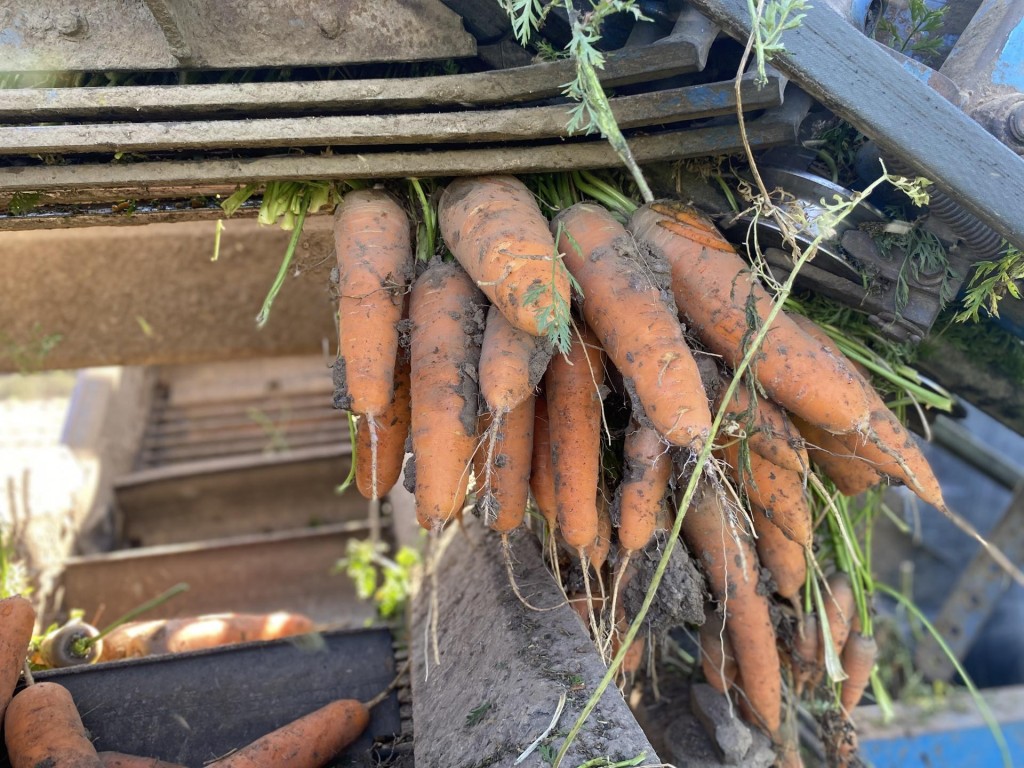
[623,534,707,634]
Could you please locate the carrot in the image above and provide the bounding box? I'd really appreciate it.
[819,573,856,673]
[682,479,781,736]
[717,439,812,545]
[439,175,569,337]
[98,753,186,768]
[355,352,411,500]
[4,682,103,768]
[479,304,551,414]
[714,373,807,473]
[545,326,605,551]
[554,203,712,448]
[407,260,485,531]
[475,396,535,533]
[529,393,559,536]
[789,612,821,698]
[583,488,613,572]
[786,313,944,505]
[629,202,873,434]
[0,595,34,725]
[333,188,413,417]
[698,607,738,695]
[210,698,369,768]
[97,611,314,662]
[788,315,1024,586]
[751,507,807,603]
[839,629,877,715]
[791,414,882,497]
[616,422,673,553]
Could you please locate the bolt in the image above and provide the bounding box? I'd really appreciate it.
[56,10,87,38]
[1009,103,1024,144]
[315,9,342,39]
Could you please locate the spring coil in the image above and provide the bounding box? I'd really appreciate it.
[887,155,1005,259]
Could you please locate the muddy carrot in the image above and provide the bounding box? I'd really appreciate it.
[717,439,812,545]
[333,188,413,417]
[439,175,569,337]
[0,595,34,725]
[407,260,485,531]
[98,612,314,661]
[545,326,605,552]
[355,352,411,500]
[554,203,712,448]
[210,698,369,768]
[4,682,103,768]
[682,479,782,736]
[630,202,873,434]
[714,373,807,473]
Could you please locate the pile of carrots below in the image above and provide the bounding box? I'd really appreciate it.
[0,597,376,768]
[333,175,969,766]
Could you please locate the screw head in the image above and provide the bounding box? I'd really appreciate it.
[56,11,87,37]
[315,9,342,39]
[1009,103,1024,143]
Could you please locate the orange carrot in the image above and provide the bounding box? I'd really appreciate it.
[99,753,186,768]
[407,260,485,531]
[629,202,873,434]
[839,629,877,715]
[0,596,34,726]
[787,313,944,506]
[751,507,807,603]
[479,304,551,414]
[529,393,558,536]
[789,612,821,698]
[475,396,535,533]
[333,188,412,417]
[682,479,781,736]
[819,573,856,672]
[714,373,807,473]
[792,414,881,497]
[355,352,411,500]
[545,326,605,551]
[699,607,738,695]
[4,682,103,768]
[616,422,673,553]
[210,698,369,768]
[97,612,314,662]
[584,489,613,572]
[554,203,711,448]
[717,439,812,545]
[439,175,569,337]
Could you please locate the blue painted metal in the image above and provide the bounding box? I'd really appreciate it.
[993,17,1024,90]
[860,720,1024,767]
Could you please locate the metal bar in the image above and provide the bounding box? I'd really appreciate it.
[688,0,1024,252]
[0,36,703,122]
[0,75,783,156]
[930,415,1024,490]
[0,91,807,198]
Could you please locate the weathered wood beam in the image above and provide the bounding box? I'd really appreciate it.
[0,37,702,121]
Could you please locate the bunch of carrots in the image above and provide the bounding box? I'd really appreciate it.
[332,173,1018,767]
[1,596,376,767]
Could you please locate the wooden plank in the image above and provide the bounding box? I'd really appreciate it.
[116,453,365,547]
[0,629,400,768]
[0,75,783,155]
[409,516,661,766]
[60,521,378,626]
[139,430,346,466]
[0,37,702,121]
[0,94,805,196]
[688,0,1024,252]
